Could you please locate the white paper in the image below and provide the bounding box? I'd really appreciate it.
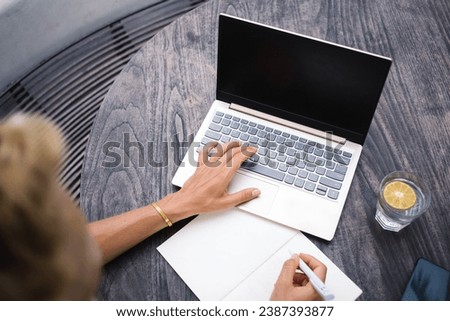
[157,208,362,301]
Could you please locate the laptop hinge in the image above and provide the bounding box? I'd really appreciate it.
[229,103,347,144]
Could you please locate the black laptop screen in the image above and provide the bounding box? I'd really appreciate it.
[216,14,392,144]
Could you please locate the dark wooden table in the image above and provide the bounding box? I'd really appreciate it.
[80,0,450,300]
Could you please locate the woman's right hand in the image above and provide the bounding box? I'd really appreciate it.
[270,253,328,301]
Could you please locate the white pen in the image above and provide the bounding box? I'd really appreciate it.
[288,250,335,301]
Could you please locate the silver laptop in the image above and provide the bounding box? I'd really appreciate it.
[172,14,391,240]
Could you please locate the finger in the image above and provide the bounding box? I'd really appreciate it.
[293,271,307,285]
[299,253,327,282]
[208,142,227,162]
[221,187,261,207]
[197,141,218,167]
[275,254,299,287]
[224,145,257,172]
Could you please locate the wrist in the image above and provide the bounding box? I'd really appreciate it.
[155,191,195,224]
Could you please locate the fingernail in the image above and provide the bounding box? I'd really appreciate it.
[291,253,299,259]
[252,189,261,197]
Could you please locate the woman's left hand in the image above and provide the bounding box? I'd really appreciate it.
[158,141,260,221]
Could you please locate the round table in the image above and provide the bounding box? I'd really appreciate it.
[80,0,450,300]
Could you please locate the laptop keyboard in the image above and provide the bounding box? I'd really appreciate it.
[197,111,352,201]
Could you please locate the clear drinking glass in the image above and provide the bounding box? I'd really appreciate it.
[375,171,431,232]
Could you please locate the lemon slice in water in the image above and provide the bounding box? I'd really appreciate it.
[383,181,417,210]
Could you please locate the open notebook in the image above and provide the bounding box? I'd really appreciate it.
[157,209,362,301]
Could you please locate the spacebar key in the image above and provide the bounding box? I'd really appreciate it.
[241,162,285,181]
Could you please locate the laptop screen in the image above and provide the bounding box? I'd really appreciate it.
[216,14,392,144]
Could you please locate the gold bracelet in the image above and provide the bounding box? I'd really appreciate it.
[151,202,173,227]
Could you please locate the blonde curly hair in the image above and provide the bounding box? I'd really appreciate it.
[0,114,101,300]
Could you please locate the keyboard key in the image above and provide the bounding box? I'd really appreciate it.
[249,154,259,162]
[224,113,232,119]
[327,189,339,200]
[209,123,222,132]
[259,157,269,166]
[231,130,240,138]
[220,136,231,143]
[258,148,268,156]
[306,154,316,163]
[285,140,295,147]
[295,151,306,160]
[314,148,324,157]
[288,167,298,175]
[212,116,222,123]
[278,163,288,172]
[315,158,325,166]
[326,169,345,181]
[258,139,268,147]
[304,181,316,192]
[308,173,319,182]
[267,142,277,150]
[266,127,273,133]
[317,185,328,196]
[343,151,352,158]
[221,118,231,126]
[277,145,287,153]
[249,136,259,144]
[282,132,290,138]
[268,133,277,141]
[274,129,281,135]
[285,175,295,184]
[241,162,285,181]
[286,148,296,156]
[240,119,249,124]
[277,154,287,162]
[306,163,316,172]
[201,136,214,145]
[286,157,296,165]
[316,167,326,176]
[319,177,342,190]
[335,164,348,175]
[324,151,334,160]
[215,111,224,116]
[268,151,277,159]
[294,178,305,188]
[316,143,324,149]
[294,142,305,150]
[334,154,350,165]
[240,133,250,141]
[299,137,307,143]
[276,136,286,144]
[257,124,265,130]
[205,130,221,141]
[249,121,257,127]
[325,160,335,169]
[239,124,249,132]
[298,170,308,178]
[290,135,299,140]
[307,141,316,146]
[268,160,278,168]
[248,127,258,135]
[296,160,306,169]
[257,130,267,138]
[232,116,240,121]
[230,121,240,129]
[304,145,314,153]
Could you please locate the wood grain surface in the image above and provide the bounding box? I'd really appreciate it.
[80,0,450,300]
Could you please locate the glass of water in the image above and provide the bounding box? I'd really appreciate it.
[375,171,431,232]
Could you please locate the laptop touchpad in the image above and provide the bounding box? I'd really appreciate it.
[228,172,279,216]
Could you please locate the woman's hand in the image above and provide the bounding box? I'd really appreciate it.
[158,141,260,221]
[270,253,328,301]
